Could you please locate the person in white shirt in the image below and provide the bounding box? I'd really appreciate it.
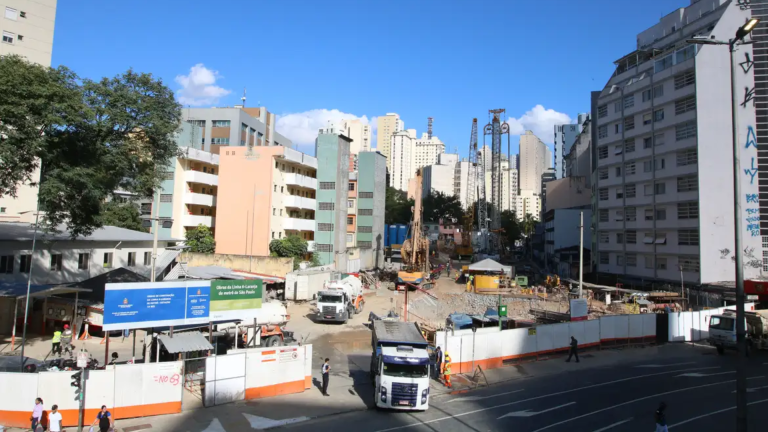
[48,404,62,432]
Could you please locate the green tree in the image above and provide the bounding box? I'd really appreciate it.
[185,224,216,253]
[422,189,464,223]
[99,200,146,232]
[385,186,413,225]
[269,236,311,270]
[0,55,181,237]
[499,210,522,248]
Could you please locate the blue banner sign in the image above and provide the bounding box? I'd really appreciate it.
[103,281,211,331]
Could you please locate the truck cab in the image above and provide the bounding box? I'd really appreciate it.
[708,309,768,355]
[317,289,353,323]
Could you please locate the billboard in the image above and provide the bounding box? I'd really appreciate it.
[103,281,211,331]
[569,298,588,322]
[210,280,263,321]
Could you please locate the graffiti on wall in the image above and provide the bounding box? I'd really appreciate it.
[740,53,754,74]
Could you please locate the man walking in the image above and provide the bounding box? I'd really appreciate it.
[433,346,443,380]
[321,358,331,396]
[566,336,579,363]
[52,328,62,357]
[655,402,668,432]
[60,324,73,357]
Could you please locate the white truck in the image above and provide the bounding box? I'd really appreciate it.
[708,309,768,355]
[217,301,294,347]
[369,321,430,411]
[316,276,365,323]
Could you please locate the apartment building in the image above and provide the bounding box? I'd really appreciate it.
[748,1,768,238]
[519,131,553,194]
[347,173,358,248]
[414,133,446,170]
[0,0,57,223]
[314,131,351,267]
[591,0,760,285]
[357,152,386,263]
[377,113,404,169]
[483,159,518,213]
[554,114,588,180]
[517,190,541,219]
[564,116,593,181]
[454,160,471,208]
[390,129,415,191]
[182,106,292,152]
[340,119,372,154]
[422,153,459,198]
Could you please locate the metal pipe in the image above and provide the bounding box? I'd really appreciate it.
[150,190,160,282]
[20,204,40,371]
[10,297,18,350]
[578,211,584,298]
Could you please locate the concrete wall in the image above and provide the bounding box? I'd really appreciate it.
[545,177,592,211]
[183,252,293,277]
[315,134,350,267]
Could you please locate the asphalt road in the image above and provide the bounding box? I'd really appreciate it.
[278,350,768,432]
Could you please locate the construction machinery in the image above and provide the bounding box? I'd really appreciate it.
[399,168,431,290]
[456,119,478,260]
[370,321,431,410]
[482,109,511,254]
[217,301,295,347]
[316,276,365,324]
[708,309,768,354]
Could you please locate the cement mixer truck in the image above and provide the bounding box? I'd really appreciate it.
[316,276,365,323]
[217,301,295,347]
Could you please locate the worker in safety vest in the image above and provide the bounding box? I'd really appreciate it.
[52,328,62,357]
[443,353,452,388]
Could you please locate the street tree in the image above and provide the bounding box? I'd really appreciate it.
[185,224,216,253]
[499,210,522,248]
[422,189,464,223]
[99,200,146,232]
[385,186,413,225]
[269,236,318,269]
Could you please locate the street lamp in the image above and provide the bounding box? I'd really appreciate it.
[687,17,759,432]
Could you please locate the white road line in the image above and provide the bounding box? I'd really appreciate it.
[591,418,633,432]
[636,362,695,368]
[676,371,735,378]
[530,377,765,432]
[498,402,575,419]
[448,389,524,403]
[372,366,721,432]
[668,398,768,429]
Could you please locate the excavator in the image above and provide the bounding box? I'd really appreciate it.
[398,168,432,291]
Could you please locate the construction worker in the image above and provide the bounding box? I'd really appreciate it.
[443,352,452,388]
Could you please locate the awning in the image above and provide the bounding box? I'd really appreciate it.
[0,283,92,300]
[158,332,213,354]
[467,258,511,273]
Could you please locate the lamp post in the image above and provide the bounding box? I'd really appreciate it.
[687,17,760,432]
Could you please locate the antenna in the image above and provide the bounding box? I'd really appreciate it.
[241,88,247,107]
[427,117,433,140]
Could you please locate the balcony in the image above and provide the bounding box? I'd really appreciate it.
[185,170,218,186]
[183,214,215,228]
[282,147,318,169]
[283,195,316,210]
[283,217,315,231]
[184,192,216,207]
[284,173,317,189]
[181,147,219,165]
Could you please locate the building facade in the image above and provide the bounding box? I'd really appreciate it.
[182,106,292,152]
[314,132,351,267]
[390,129,415,191]
[519,131,552,194]
[377,113,404,169]
[414,133,446,170]
[340,119,372,155]
[357,151,386,265]
[554,113,588,179]
[422,153,459,198]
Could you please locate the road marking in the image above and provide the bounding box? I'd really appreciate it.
[676,371,735,378]
[669,398,768,429]
[242,413,311,429]
[731,384,768,393]
[529,377,765,432]
[636,362,695,368]
[372,366,720,432]
[448,389,524,403]
[202,419,226,432]
[591,418,633,432]
[498,402,575,419]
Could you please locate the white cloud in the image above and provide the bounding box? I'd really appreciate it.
[175,64,231,106]
[506,105,572,143]
[276,109,377,151]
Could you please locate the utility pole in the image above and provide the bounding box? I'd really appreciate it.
[578,211,584,299]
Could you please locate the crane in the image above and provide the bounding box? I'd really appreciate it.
[456,119,478,260]
[398,168,431,289]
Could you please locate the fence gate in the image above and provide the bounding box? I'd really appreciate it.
[204,351,247,406]
[182,354,207,411]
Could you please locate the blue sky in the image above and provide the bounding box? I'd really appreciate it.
[53,0,689,156]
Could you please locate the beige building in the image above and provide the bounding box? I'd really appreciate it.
[484,160,518,213]
[376,113,404,169]
[519,131,552,194]
[340,119,372,155]
[414,133,445,170]
[517,190,541,219]
[0,0,57,223]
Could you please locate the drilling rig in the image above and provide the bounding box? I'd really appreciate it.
[398,168,431,290]
[456,119,478,260]
[482,109,511,254]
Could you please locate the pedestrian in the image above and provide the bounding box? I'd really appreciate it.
[321,358,331,396]
[52,327,62,357]
[443,352,452,388]
[91,405,115,432]
[434,346,443,380]
[566,336,580,363]
[48,404,62,432]
[655,402,668,432]
[30,397,43,431]
[60,324,73,357]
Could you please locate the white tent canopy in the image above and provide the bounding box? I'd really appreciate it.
[467,258,511,274]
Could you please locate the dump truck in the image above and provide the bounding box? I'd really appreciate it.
[708,309,768,355]
[316,276,365,323]
[369,321,431,411]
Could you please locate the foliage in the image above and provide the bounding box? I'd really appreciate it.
[0,55,182,237]
[422,190,465,223]
[520,213,538,237]
[499,210,522,247]
[185,224,216,253]
[269,236,311,270]
[385,186,413,225]
[99,200,146,232]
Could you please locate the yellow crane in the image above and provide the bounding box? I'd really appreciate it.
[398,168,430,289]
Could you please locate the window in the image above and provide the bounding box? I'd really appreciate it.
[346,233,354,243]
[144,252,152,266]
[103,252,113,268]
[625,162,636,176]
[359,192,373,198]
[655,182,666,195]
[617,254,625,266]
[654,54,673,73]
[348,182,355,191]
[644,184,654,196]
[645,208,654,221]
[679,257,700,272]
[676,45,696,64]
[677,176,698,192]
[624,94,635,109]
[645,255,655,269]
[316,244,333,252]
[656,257,668,270]
[598,105,607,118]
[0,255,12,274]
[319,202,335,210]
[625,207,637,222]
[598,146,608,159]
[675,96,696,115]
[622,184,634,199]
[652,85,664,99]
[359,209,373,216]
[347,217,354,225]
[615,210,624,221]
[655,158,665,171]
[358,241,372,248]
[599,253,609,265]
[0,207,4,213]
[599,232,609,244]
[624,116,635,131]
[676,121,697,140]
[317,223,334,231]
[127,252,137,267]
[653,109,664,122]
[642,89,652,102]
[627,230,637,244]
[599,169,609,180]
[347,200,354,209]
[678,202,698,219]
[599,209,609,222]
[211,137,230,145]
[674,70,695,90]
[598,125,608,139]
[616,187,624,199]
[2,31,14,44]
[358,226,372,233]
[615,145,623,155]
[678,230,699,246]
[319,182,336,190]
[677,149,697,167]
[599,188,609,201]
[5,7,18,20]
[617,233,625,244]
[615,123,622,134]
[614,101,622,113]
[643,113,652,125]
[624,138,635,153]
[50,254,62,271]
[656,208,666,220]
[615,166,622,177]
[78,253,89,270]
[643,160,653,172]
[643,137,653,149]
[211,120,231,127]
[626,254,637,267]
[19,255,31,273]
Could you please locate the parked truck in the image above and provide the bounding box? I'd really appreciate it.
[708,309,768,355]
[369,321,431,411]
[316,276,365,323]
[217,301,295,347]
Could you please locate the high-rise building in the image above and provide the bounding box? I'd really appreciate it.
[390,129,415,191]
[182,106,292,151]
[592,0,759,285]
[748,2,768,240]
[554,113,588,179]
[519,131,552,194]
[479,145,493,172]
[564,116,593,181]
[356,151,387,265]
[314,130,352,267]
[422,154,459,198]
[377,113,404,169]
[414,133,445,170]
[0,0,57,223]
[453,160,472,208]
[339,119,372,154]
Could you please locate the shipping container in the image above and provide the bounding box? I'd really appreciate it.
[284,269,334,301]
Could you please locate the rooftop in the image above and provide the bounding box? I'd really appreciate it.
[0,223,181,243]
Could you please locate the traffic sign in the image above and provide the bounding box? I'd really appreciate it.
[76,351,88,368]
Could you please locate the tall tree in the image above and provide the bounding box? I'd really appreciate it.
[269,236,314,270]
[99,200,145,232]
[0,55,181,237]
[499,210,522,247]
[385,186,413,225]
[185,225,216,253]
[422,190,464,223]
